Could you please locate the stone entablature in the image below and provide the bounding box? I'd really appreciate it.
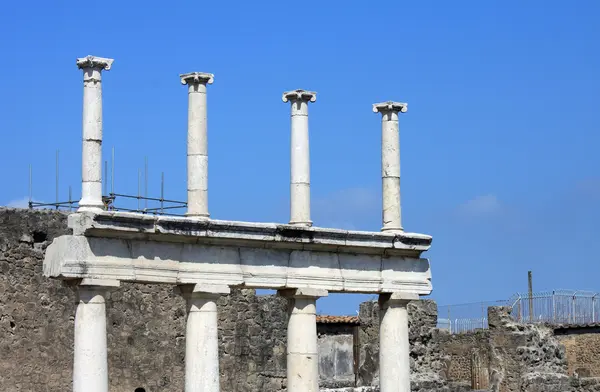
[44,211,432,294]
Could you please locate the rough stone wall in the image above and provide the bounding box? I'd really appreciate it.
[0,208,72,391]
[0,208,289,392]
[436,330,490,390]
[555,330,600,378]
[486,306,570,392]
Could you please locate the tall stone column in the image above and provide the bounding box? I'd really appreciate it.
[72,279,119,392]
[378,292,418,392]
[282,90,317,227]
[279,288,328,392]
[178,284,229,392]
[180,72,214,219]
[373,101,408,232]
[76,56,114,212]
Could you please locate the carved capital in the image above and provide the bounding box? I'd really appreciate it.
[180,72,214,86]
[373,101,408,114]
[76,55,114,71]
[282,89,317,103]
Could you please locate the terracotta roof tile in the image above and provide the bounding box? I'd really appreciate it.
[316,315,360,324]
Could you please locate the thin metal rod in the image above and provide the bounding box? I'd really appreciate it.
[104,160,108,196]
[31,201,74,207]
[137,169,141,211]
[528,271,533,322]
[28,164,32,208]
[161,172,164,215]
[144,205,186,212]
[55,150,59,209]
[111,206,187,217]
[144,157,148,210]
[110,192,186,204]
[111,147,115,195]
[69,186,73,212]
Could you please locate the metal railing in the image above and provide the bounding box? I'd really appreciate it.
[437,290,600,334]
[510,290,600,325]
[437,299,509,334]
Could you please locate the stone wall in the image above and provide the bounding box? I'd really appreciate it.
[555,327,600,378]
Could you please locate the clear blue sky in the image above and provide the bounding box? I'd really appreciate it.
[1,1,599,315]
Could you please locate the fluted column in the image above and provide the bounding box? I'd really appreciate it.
[378,292,418,392]
[178,284,230,392]
[72,279,119,392]
[76,55,113,212]
[279,288,327,392]
[282,90,317,227]
[373,101,408,232]
[181,72,214,219]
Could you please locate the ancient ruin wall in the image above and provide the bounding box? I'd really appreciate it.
[555,329,600,378]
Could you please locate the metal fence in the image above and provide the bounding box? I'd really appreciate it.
[510,290,600,325]
[437,290,600,334]
[437,299,509,333]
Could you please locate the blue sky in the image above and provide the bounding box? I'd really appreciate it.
[1,1,599,315]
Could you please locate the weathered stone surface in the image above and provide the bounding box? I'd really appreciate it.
[46,210,433,294]
[556,330,600,377]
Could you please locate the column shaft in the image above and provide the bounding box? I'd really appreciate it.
[287,296,319,392]
[185,296,220,392]
[187,83,209,218]
[73,286,110,392]
[290,100,311,226]
[381,111,402,231]
[77,57,113,211]
[379,293,416,392]
[283,90,316,227]
[373,101,407,232]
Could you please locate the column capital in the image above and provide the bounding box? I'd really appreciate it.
[379,292,419,307]
[176,283,230,298]
[373,101,408,114]
[180,72,214,86]
[66,278,120,289]
[278,287,328,299]
[282,89,317,103]
[76,55,114,71]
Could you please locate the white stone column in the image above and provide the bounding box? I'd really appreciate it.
[180,72,214,219]
[76,56,114,212]
[378,292,418,392]
[72,279,119,392]
[279,288,327,392]
[282,90,317,227]
[373,101,408,232]
[179,284,230,392]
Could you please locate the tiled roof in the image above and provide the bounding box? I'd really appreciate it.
[316,315,360,324]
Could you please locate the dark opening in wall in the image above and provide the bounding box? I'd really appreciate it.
[134,388,146,392]
[32,230,47,243]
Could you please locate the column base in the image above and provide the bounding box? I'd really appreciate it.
[288,220,313,227]
[184,213,211,220]
[381,225,404,233]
